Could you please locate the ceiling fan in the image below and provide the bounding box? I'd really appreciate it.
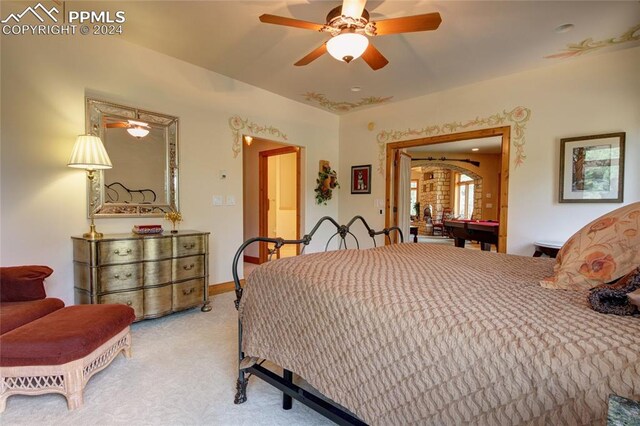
[259,0,442,70]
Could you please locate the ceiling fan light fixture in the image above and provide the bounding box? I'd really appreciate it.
[126,120,151,138]
[326,32,369,63]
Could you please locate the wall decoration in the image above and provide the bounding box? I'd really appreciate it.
[315,161,339,205]
[302,92,393,113]
[545,24,640,59]
[351,165,372,194]
[228,115,288,158]
[376,106,531,174]
[559,132,625,203]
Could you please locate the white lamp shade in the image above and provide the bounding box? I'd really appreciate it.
[326,33,369,63]
[67,135,112,170]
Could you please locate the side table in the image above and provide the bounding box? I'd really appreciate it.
[533,241,563,258]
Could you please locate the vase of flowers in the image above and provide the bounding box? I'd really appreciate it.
[165,211,182,234]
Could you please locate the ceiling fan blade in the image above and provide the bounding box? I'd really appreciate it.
[105,122,129,128]
[259,14,325,31]
[294,43,327,66]
[341,0,367,19]
[374,12,442,35]
[361,43,388,70]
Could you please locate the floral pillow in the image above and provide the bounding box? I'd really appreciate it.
[541,202,640,290]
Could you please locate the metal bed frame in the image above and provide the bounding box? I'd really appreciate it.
[231,216,403,426]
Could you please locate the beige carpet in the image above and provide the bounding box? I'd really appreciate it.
[1,292,332,425]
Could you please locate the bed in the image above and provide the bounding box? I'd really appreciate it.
[232,217,640,425]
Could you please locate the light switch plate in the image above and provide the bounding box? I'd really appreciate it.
[213,195,224,206]
[226,195,236,206]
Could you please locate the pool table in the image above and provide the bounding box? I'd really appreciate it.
[443,219,499,251]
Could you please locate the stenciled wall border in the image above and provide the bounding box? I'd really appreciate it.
[229,115,288,158]
[375,106,531,175]
[302,92,393,113]
[545,24,640,59]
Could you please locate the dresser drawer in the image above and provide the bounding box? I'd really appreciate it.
[172,279,204,311]
[99,290,143,320]
[98,263,142,293]
[98,240,143,264]
[144,284,172,318]
[144,259,172,287]
[172,255,204,282]
[144,237,172,261]
[173,235,205,257]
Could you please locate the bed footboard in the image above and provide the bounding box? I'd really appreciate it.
[231,215,401,425]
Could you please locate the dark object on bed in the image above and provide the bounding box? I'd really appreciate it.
[105,182,157,204]
[607,394,640,425]
[589,267,640,315]
[231,216,402,425]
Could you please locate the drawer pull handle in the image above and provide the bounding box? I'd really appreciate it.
[114,248,132,256]
[114,272,133,280]
[182,288,195,296]
[183,263,195,271]
[183,242,196,249]
[126,301,132,306]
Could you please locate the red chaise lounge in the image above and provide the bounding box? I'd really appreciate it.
[0,265,135,411]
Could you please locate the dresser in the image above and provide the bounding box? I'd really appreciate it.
[72,230,211,321]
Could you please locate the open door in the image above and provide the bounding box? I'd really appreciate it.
[392,151,412,242]
[385,126,510,252]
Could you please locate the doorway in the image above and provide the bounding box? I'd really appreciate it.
[386,126,510,252]
[259,146,301,263]
[242,138,302,269]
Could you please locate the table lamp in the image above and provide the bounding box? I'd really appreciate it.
[68,135,112,239]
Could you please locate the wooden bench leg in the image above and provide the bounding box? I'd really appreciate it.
[64,360,84,410]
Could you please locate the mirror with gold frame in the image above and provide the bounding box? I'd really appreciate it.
[85,98,179,217]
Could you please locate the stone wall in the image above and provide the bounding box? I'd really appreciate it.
[414,163,484,235]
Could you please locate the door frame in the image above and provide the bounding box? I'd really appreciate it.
[258,146,301,263]
[385,126,511,252]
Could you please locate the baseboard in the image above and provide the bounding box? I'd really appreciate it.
[208,280,243,296]
[243,255,259,264]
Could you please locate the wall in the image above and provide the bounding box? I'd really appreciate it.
[1,34,338,305]
[339,46,640,254]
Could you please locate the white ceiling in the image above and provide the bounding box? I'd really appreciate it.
[406,136,502,154]
[100,1,639,114]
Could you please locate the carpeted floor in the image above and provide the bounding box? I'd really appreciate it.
[1,292,332,425]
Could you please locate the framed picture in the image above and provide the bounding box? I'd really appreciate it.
[559,132,625,203]
[351,165,371,194]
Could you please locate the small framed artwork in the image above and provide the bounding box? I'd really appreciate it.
[351,165,372,194]
[559,132,625,203]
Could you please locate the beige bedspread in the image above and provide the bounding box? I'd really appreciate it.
[239,244,640,425]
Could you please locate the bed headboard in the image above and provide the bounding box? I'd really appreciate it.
[105,182,157,204]
[232,215,403,309]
